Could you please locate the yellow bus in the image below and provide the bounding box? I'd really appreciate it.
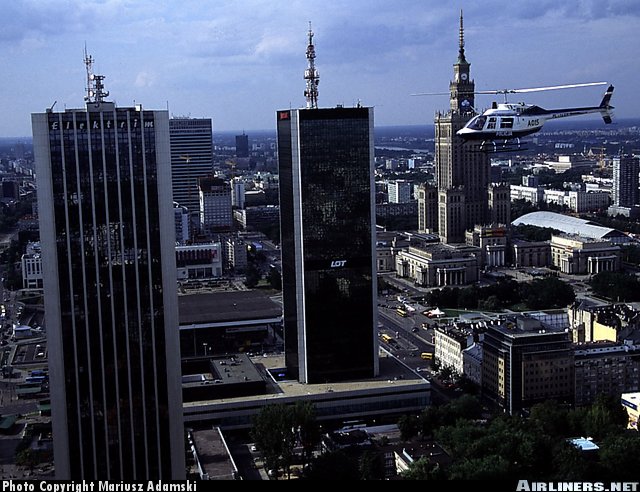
[396,308,408,317]
[381,334,394,344]
[420,352,433,360]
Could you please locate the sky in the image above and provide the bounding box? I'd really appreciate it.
[1,0,639,137]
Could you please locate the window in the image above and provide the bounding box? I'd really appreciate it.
[499,118,514,129]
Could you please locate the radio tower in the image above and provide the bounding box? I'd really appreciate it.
[84,46,109,103]
[304,22,319,109]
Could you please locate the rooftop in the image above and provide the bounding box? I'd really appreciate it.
[512,211,628,242]
[183,351,428,407]
[179,290,282,325]
[190,428,237,480]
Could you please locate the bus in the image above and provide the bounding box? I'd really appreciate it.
[396,308,408,317]
[420,352,433,360]
[381,334,394,344]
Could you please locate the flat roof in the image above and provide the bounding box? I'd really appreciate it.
[182,354,263,387]
[184,351,428,407]
[191,428,237,480]
[179,290,282,325]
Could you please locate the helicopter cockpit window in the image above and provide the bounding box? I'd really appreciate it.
[500,117,514,129]
[487,117,497,130]
[467,116,486,131]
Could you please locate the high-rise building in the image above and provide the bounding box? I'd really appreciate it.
[235,133,249,158]
[231,177,245,209]
[32,63,184,479]
[388,179,412,204]
[174,202,190,244]
[434,12,491,243]
[278,106,378,383]
[199,176,232,233]
[169,118,213,218]
[417,183,438,233]
[482,316,574,414]
[612,154,639,207]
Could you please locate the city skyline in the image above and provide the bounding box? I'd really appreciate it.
[2,0,640,137]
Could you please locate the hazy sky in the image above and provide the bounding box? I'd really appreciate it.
[1,0,639,137]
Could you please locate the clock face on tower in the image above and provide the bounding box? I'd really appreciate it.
[461,73,468,81]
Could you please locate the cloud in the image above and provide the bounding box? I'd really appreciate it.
[134,71,155,88]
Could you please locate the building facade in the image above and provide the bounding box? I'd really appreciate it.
[235,133,249,158]
[608,154,640,218]
[512,240,550,268]
[174,202,190,244]
[417,183,438,233]
[169,118,213,218]
[574,342,640,407]
[395,243,479,287]
[434,325,471,375]
[465,224,507,268]
[550,234,620,274]
[434,13,491,243]
[482,316,574,414]
[176,243,222,280]
[388,179,412,204]
[277,106,378,383]
[199,176,232,233]
[33,102,184,478]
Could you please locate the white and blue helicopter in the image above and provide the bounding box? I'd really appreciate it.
[458,82,614,151]
[415,82,615,152]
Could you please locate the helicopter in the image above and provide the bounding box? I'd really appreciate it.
[457,82,615,151]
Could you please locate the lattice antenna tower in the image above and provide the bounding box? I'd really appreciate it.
[84,46,109,103]
[304,22,319,109]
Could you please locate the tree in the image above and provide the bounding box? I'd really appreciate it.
[244,265,261,288]
[359,450,385,480]
[397,414,419,441]
[305,450,359,480]
[582,394,628,439]
[599,435,640,480]
[250,404,296,478]
[589,272,640,302]
[401,457,445,480]
[292,401,321,465]
[520,276,575,310]
[447,454,511,480]
[268,267,282,290]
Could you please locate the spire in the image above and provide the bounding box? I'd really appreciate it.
[84,45,109,104]
[304,22,319,109]
[457,9,467,64]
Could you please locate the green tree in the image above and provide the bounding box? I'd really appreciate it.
[447,455,511,480]
[401,457,445,480]
[292,401,321,465]
[305,450,359,480]
[589,272,640,302]
[520,276,575,310]
[359,450,385,480]
[250,404,296,478]
[268,267,282,290]
[397,414,419,441]
[244,265,261,288]
[599,435,640,480]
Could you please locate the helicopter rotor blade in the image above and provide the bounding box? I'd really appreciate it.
[476,82,608,95]
[411,92,451,96]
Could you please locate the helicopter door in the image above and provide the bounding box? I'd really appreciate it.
[499,117,514,129]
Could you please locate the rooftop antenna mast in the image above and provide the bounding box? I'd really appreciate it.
[304,22,319,109]
[84,45,109,103]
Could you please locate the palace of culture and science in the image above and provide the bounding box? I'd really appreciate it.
[419,12,510,244]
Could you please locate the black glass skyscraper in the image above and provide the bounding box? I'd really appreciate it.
[277,107,378,384]
[32,101,185,479]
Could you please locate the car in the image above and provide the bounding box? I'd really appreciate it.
[250,445,257,452]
